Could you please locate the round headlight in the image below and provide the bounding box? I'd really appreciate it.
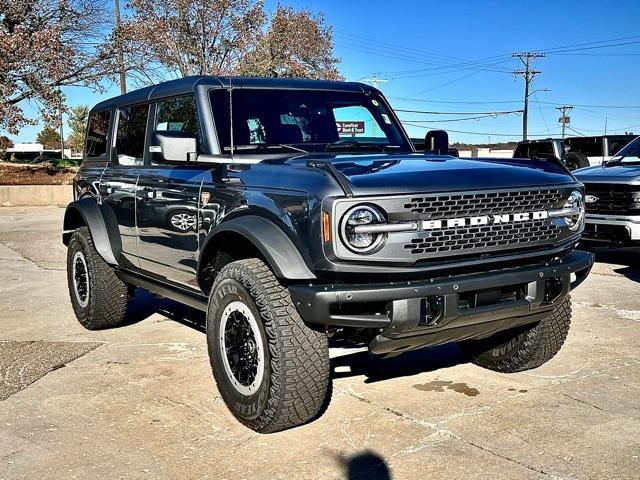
[340,205,386,253]
[564,190,585,231]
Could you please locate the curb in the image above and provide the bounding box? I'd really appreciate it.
[0,185,73,207]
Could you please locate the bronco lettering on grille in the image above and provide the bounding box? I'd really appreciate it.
[421,210,549,230]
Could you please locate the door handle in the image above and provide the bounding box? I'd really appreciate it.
[142,186,156,199]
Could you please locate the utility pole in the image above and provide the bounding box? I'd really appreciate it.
[59,97,65,160]
[556,105,573,140]
[362,73,389,89]
[114,0,127,95]
[513,52,545,141]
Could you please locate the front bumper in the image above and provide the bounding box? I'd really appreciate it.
[582,214,640,245]
[289,250,594,355]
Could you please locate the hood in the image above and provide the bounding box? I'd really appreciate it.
[285,153,576,195]
[574,164,640,184]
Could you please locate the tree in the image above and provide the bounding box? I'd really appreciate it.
[37,127,61,149]
[66,105,89,152]
[122,0,265,78]
[121,0,341,81]
[0,136,14,152]
[0,0,120,134]
[239,5,341,80]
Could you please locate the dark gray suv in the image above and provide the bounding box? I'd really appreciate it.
[63,76,593,432]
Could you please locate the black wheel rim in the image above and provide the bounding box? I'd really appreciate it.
[72,251,90,308]
[219,300,265,395]
[224,311,259,386]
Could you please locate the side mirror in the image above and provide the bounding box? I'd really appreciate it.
[425,130,449,155]
[150,130,197,162]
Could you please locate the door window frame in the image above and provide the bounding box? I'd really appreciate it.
[111,101,154,168]
[148,94,202,166]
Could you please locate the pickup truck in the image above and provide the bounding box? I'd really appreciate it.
[63,76,593,432]
[574,136,640,247]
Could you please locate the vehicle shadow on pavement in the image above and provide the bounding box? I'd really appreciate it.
[337,450,391,480]
[331,343,468,384]
[592,248,640,282]
[123,290,206,331]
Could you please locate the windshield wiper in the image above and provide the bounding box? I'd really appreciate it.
[224,144,308,154]
[324,142,401,152]
[605,156,640,166]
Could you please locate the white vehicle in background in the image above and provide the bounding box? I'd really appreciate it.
[564,135,636,169]
[513,135,637,171]
[574,136,640,248]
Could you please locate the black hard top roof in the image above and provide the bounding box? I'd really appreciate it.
[91,75,372,111]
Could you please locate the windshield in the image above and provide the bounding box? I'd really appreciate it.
[209,88,411,154]
[609,135,640,164]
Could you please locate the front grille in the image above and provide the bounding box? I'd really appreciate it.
[406,221,560,255]
[402,189,564,255]
[331,186,576,264]
[583,183,640,215]
[404,189,564,219]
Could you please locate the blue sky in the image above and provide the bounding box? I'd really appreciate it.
[8,0,640,145]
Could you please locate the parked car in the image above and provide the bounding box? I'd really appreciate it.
[63,76,593,432]
[574,136,640,248]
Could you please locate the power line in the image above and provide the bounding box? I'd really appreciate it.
[394,108,523,115]
[540,34,640,53]
[401,122,558,137]
[399,114,518,123]
[399,59,513,98]
[547,39,640,54]
[335,31,510,70]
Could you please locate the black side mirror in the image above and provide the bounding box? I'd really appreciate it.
[150,130,197,162]
[425,130,449,155]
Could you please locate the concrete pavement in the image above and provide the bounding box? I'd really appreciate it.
[0,207,639,480]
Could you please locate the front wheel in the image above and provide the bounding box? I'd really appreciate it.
[458,297,572,373]
[207,258,330,433]
[66,227,130,330]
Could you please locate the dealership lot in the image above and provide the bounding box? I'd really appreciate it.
[0,207,639,480]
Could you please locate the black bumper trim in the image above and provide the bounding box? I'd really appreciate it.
[289,250,593,332]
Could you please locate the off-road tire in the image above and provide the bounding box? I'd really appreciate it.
[207,258,330,433]
[459,297,572,373]
[66,227,129,330]
[563,152,590,171]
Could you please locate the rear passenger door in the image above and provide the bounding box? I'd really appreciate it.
[136,95,205,289]
[99,103,150,269]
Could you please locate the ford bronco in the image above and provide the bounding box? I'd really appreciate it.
[63,76,594,432]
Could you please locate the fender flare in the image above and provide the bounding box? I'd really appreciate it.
[200,215,316,281]
[62,198,120,266]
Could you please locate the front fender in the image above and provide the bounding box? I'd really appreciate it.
[62,198,120,266]
[200,215,316,281]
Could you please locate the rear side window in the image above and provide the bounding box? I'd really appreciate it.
[115,104,149,165]
[155,96,198,134]
[565,137,603,157]
[85,110,110,159]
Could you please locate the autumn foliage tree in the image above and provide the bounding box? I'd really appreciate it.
[121,0,341,81]
[239,5,341,80]
[0,0,118,134]
[36,126,61,149]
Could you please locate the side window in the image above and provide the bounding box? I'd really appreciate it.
[155,96,198,134]
[85,110,110,159]
[115,104,149,166]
